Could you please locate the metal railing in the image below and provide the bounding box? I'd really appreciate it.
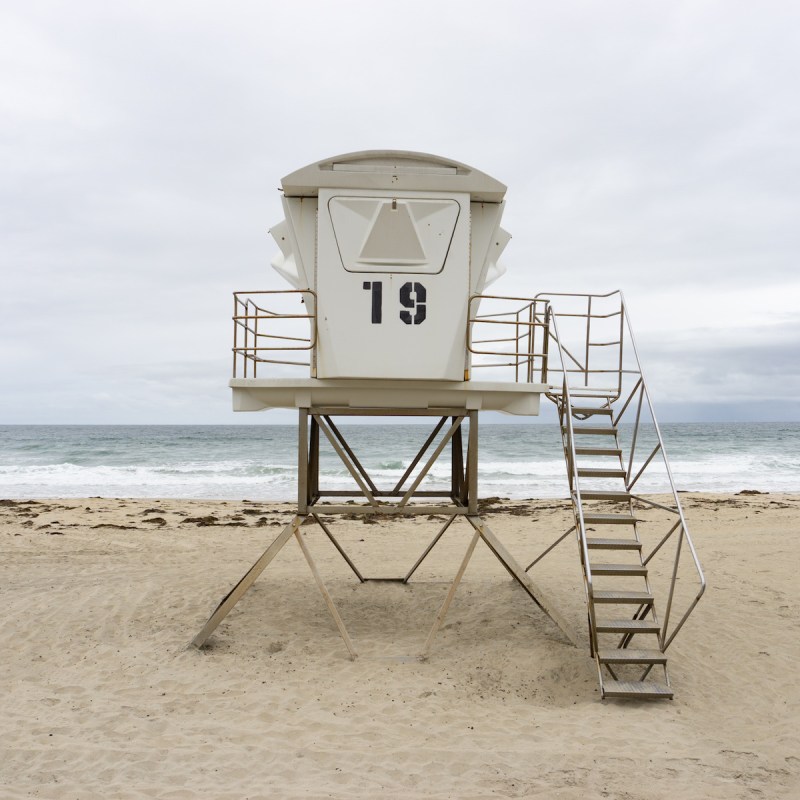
[232,289,317,378]
[232,290,551,384]
[534,290,631,399]
[466,294,551,383]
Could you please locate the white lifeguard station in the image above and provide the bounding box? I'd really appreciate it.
[229,150,542,414]
[193,151,705,701]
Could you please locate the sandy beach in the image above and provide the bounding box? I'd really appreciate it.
[2,492,798,799]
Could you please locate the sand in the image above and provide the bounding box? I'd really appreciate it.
[1,492,798,799]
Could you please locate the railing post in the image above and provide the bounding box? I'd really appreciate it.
[617,295,625,397]
[253,299,259,379]
[541,303,550,384]
[232,293,239,379]
[584,295,592,387]
[243,297,248,379]
[527,302,534,383]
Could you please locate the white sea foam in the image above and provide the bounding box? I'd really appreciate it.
[1,423,798,500]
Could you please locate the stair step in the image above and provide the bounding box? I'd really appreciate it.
[598,648,667,665]
[593,590,654,604]
[578,489,631,501]
[578,467,627,479]
[583,513,638,526]
[596,618,661,634]
[591,563,648,576]
[586,537,642,550]
[574,446,622,456]
[567,388,619,398]
[571,406,613,417]
[602,680,673,699]
[571,425,618,436]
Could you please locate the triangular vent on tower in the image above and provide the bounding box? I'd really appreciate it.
[328,196,460,274]
[359,202,426,264]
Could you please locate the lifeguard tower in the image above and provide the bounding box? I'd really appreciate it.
[192,151,705,700]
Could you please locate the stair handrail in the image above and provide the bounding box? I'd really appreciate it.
[616,293,706,649]
[545,306,598,655]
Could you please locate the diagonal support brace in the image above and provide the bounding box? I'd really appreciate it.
[468,516,579,647]
[191,515,303,648]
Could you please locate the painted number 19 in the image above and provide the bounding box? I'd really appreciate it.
[362,281,427,325]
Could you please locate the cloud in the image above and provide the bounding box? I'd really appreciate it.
[634,317,800,418]
[1,1,798,423]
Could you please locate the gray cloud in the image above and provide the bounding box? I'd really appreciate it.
[1,1,798,423]
[640,320,800,404]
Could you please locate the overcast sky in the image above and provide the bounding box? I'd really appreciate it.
[1,0,798,424]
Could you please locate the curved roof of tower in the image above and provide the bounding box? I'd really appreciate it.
[280,150,507,203]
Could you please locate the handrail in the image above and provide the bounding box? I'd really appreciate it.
[618,295,706,649]
[232,289,317,378]
[466,294,551,383]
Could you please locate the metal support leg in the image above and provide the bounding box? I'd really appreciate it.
[294,527,357,660]
[451,420,464,503]
[191,515,303,648]
[298,409,309,514]
[467,410,478,514]
[309,415,320,504]
[422,528,481,657]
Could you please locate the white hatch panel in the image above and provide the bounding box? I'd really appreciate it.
[316,188,470,380]
[328,196,460,273]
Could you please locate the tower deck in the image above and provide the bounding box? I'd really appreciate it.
[231,377,547,415]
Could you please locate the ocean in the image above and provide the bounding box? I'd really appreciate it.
[1,423,798,501]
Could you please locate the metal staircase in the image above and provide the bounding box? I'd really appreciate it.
[557,395,674,698]
[531,292,705,700]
